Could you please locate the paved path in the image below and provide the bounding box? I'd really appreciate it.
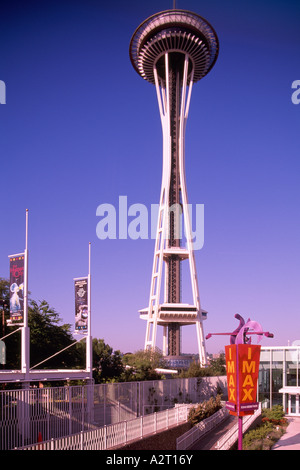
[272,417,300,450]
[187,414,300,451]
[189,415,236,450]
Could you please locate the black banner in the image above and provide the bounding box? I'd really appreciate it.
[9,254,24,323]
[74,277,88,333]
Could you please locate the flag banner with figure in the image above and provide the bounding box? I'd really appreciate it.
[8,254,25,324]
[74,277,88,333]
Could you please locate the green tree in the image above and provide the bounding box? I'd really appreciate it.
[1,278,131,383]
[29,299,82,370]
[0,277,83,370]
[122,349,166,381]
[209,353,226,375]
[0,278,10,333]
[92,338,124,383]
[0,278,9,305]
[178,361,209,378]
[179,353,226,378]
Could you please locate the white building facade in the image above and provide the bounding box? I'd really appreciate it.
[259,346,300,416]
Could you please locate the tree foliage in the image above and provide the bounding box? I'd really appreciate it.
[0,277,9,305]
[1,278,126,382]
[29,299,82,370]
[0,276,82,370]
[122,349,167,381]
[3,277,223,384]
[91,338,124,383]
[208,354,226,375]
[178,353,226,378]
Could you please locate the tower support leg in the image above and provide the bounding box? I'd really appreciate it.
[142,52,207,366]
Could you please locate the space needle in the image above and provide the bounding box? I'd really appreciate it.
[130,8,219,366]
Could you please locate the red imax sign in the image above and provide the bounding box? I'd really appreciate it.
[225,344,261,416]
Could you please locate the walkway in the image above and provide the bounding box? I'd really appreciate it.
[188,414,300,451]
[189,414,236,450]
[272,417,300,450]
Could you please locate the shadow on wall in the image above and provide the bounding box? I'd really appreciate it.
[197,376,227,401]
[141,376,228,415]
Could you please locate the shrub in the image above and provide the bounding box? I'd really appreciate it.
[262,404,284,420]
[243,405,288,450]
[188,394,222,426]
[261,405,288,426]
[243,421,273,448]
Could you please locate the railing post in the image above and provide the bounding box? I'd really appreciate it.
[82,388,84,432]
[47,388,50,441]
[69,387,72,436]
[103,384,106,426]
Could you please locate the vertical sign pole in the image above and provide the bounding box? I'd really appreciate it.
[237,344,243,450]
[21,209,29,381]
[238,415,243,450]
[86,242,92,377]
[207,315,273,450]
[86,243,94,425]
[21,209,30,444]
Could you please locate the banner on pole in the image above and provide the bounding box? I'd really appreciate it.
[74,277,88,333]
[225,344,261,416]
[225,344,237,414]
[8,254,25,324]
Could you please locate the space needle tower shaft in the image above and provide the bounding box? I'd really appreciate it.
[130,9,218,365]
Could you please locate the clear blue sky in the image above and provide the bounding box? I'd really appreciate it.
[1,0,299,355]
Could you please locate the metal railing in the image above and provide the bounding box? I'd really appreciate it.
[176,406,229,450]
[0,385,98,449]
[0,376,227,450]
[18,403,194,450]
[215,403,262,450]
